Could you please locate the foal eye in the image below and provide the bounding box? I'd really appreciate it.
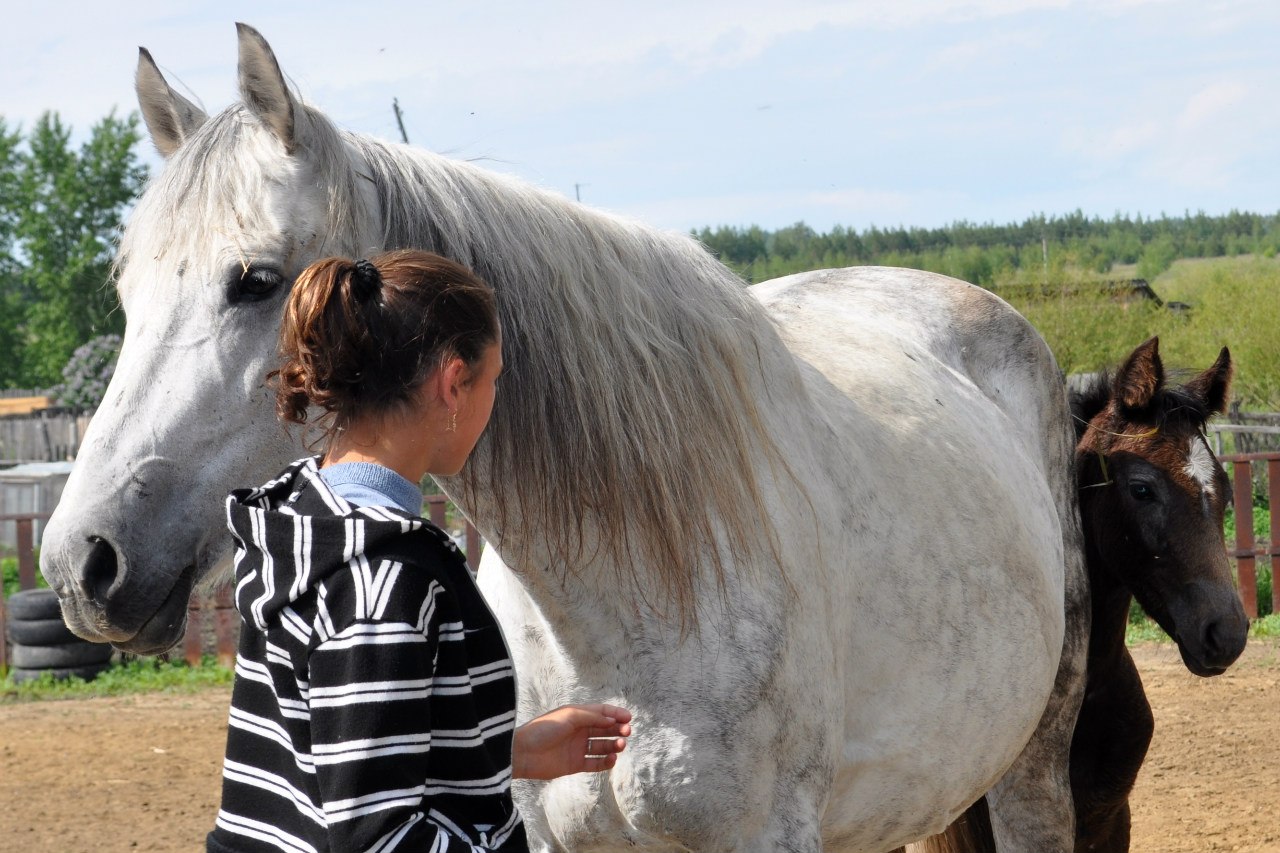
[1128,482,1155,501]
[227,267,284,304]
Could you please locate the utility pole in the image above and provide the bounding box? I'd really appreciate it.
[574,183,588,203]
[392,98,410,144]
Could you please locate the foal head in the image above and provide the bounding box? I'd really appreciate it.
[1072,337,1247,676]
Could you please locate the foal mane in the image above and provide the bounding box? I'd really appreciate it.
[344,132,793,616]
[1069,369,1212,444]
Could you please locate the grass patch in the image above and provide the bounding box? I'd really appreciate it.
[0,656,232,703]
[1126,618,1172,645]
[1127,613,1280,646]
[1004,255,1280,409]
[1250,613,1280,639]
[2,554,49,597]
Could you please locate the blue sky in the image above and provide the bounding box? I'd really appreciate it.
[3,1,1278,233]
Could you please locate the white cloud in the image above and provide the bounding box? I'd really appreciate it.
[4,0,1279,233]
[1176,81,1248,131]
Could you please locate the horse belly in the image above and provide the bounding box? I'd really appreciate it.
[753,272,1069,847]
[824,420,1063,846]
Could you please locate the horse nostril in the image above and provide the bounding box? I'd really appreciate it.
[82,537,121,605]
[1202,617,1244,662]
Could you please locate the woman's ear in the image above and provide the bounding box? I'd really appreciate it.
[436,356,470,412]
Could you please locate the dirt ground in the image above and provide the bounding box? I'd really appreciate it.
[0,641,1276,853]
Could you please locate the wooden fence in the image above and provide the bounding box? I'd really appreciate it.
[3,453,1274,669]
[0,411,91,463]
[177,496,482,665]
[1221,452,1280,618]
[2,504,483,669]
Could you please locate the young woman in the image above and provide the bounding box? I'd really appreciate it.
[207,251,630,853]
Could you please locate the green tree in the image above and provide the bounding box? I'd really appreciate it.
[4,111,147,387]
[1136,234,1177,282]
[0,119,29,388]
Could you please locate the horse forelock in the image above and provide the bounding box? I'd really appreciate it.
[1074,363,1224,505]
[116,102,372,304]
[1074,367,1214,448]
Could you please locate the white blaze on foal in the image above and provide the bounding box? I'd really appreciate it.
[1185,435,1219,498]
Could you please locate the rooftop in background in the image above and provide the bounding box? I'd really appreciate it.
[0,398,50,418]
[0,461,76,479]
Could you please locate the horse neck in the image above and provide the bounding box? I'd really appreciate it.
[355,137,799,616]
[1079,490,1136,677]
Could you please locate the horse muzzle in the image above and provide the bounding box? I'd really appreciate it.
[1167,581,1249,677]
[41,527,203,655]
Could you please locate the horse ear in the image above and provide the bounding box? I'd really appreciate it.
[1114,336,1163,412]
[235,23,296,153]
[1185,346,1233,415]
[135,47,207,158]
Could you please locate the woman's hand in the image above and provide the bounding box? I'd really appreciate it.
[512,704,632,780]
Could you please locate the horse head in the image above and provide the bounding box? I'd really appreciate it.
[1072,337,1247,676]
[40,24,372,653]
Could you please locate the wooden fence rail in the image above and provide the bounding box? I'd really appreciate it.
[1,507,484,669]
[1221,452,1280,618]
[7,456,1271,670]
[0,513,46,671]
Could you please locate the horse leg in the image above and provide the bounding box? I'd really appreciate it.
[1070,647,1153,853]
[903,798,995,853]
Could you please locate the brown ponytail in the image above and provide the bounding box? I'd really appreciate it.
[272,250,498,444]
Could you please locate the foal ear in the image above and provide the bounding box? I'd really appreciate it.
[235,22,296,154]
[135,48,207,158]
[1185,346,1233,415]
[1114,336,1164,412]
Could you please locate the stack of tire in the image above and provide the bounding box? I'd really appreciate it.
[5,589,115,683]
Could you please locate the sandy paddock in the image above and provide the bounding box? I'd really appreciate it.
[1,640,1276,852]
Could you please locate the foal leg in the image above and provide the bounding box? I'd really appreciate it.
[1070,648,1153,853]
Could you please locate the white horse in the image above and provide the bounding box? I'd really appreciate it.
[41,25,1087,852]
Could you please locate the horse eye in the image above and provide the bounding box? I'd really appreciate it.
[1129,482,1155,501]
[228,267,284,304]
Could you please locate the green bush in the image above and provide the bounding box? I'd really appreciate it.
[49,333,121,411]
[1,554,47,598]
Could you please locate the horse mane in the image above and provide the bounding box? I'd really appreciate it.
[119,95,794,618]
[1069,367,1213,443]
[343,135,794,616]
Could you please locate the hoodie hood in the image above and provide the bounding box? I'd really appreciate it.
[226,456,427,631]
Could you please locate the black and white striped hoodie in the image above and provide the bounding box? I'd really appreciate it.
[207,457,527,853]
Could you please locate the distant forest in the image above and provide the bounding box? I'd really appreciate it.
[693,210,1280,287]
